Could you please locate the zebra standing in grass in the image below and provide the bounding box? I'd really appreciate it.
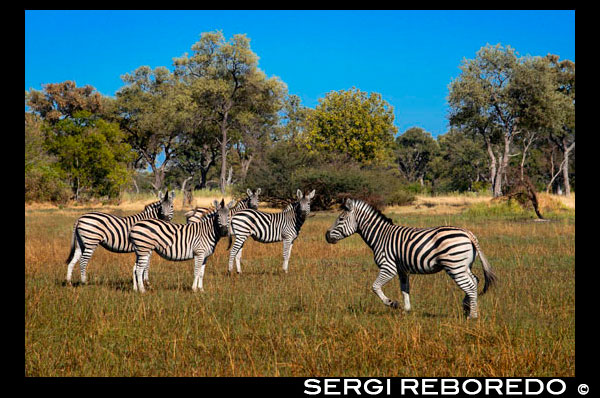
[228,189,315,274]
[129,199,234,293]
[184,188,261,224]
[65,191,175,285]
[325,198,497,319]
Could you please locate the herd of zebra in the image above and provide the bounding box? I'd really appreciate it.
[65,188,497,318]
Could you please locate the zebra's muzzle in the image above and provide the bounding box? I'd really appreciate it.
[325,230,338,244]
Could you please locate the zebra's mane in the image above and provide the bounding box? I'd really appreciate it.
[350,199,394,225]
[143,200,162,213]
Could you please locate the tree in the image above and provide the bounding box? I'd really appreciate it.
[25,112,71,202]
[395,127,439,187]
[545,55,575,197]
[174,31,286,194]
[43,111,134,200]
[303,87,397,165]
[449,44,522,197]
[26,81,104,124]
[114,66,188,193]
[430,129,488,193]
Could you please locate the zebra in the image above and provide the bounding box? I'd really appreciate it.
[325,198,497,319]
[129,199,234,293]
[65,190,175,286]
[228,189,315,274]
[184,188,261,224]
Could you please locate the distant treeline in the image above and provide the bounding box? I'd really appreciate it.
[25,32,574,209]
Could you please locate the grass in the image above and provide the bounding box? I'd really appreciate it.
[24,194,575,376]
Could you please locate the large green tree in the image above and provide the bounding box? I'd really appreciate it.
[114,66,191,192]
[303,87,397,165]
[395,127,439,187]
[44,111,134,200]
[174,30,286,194]
[448,44,522,197]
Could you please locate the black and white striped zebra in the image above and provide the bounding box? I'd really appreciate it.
[129,199,234,293]
[228,189,315,274]
[325,198,497,319]
[184,188,261,224]
[65,191,175,285]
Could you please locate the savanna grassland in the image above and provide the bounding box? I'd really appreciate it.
[25,194,575,377]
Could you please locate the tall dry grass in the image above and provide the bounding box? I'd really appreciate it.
[25,194,574,376]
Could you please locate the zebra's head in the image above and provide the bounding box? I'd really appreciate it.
[214,199,235,236]
[156,190,175,221]
[295,189,316,220]
[246,188,262,210]
[325,198,358,244]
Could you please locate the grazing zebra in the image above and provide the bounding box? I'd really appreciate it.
[65,191,175,285]
[129,199,234,293]
[325,198,497,319]
[228,189,315,274]
[184,188,261,224]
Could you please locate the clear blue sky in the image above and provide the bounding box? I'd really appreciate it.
[25,10,575,137]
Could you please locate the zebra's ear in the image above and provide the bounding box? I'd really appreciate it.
[247,188,252,197]
[342,198,353,211]
[213,200,219,209]
[256,188,261,195]
[297,189,303,200]
[227,200,236,209]
[220,198,225,208]
[168,190,175,201]
[307,189,316,200]
[158,190,164,201]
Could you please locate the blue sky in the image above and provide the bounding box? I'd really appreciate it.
[25,10,575,137]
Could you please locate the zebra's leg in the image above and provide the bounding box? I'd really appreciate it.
[134,252,151,293]
[235,248,243,274]
[66,240,82,285]
[79,244,98,284]
[371,267,400,309]
[399,272,411,312]
[282,239,293,273]
[192,252,207,292]
[132,263,138,292]
[446,268,479,319]
[143,252,152,290]
[228,236,247,274]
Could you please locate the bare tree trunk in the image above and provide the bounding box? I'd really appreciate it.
[181,175,194,207]
[219,110,229,196]
[226,166,233,186]
[132,177,140,195]
[562,138,574,197]
[520,132,537,180]
[239,154,254,182]
[484,136,498,196]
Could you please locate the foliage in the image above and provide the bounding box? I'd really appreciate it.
[26,81,104,124]
[303,87,397,165]
[43,111,135,199]
[395,127,439,185]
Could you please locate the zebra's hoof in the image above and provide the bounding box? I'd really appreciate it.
[389,300,400,309]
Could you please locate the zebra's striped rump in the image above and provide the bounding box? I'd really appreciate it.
[65,191,175,285]
[326,198,497,318]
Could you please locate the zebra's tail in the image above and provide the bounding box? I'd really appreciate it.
[477,247,498,295]
[66,222,78,264]
[466,230,498,295]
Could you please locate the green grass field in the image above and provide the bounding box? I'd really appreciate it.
[25,197,575,376]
